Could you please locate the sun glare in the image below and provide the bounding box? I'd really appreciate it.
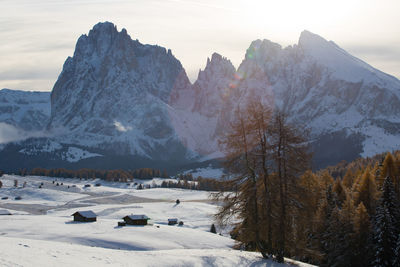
[239,0,361,43]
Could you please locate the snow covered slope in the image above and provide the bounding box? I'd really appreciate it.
[0,89,50,144]
[0,237,312,267]
[0,89,50,131]
[0,174,315,266]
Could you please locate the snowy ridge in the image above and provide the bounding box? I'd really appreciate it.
[0,89,50,131]
[298,30,400,90]
[0,89,50,144]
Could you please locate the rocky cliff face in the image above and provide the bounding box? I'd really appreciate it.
[47,22,194,160]
[235,31,400,165]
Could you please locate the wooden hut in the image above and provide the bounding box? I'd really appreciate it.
[123,214,149,225]
[0,209,11,215]
[168,218,178,225]
[71,210,97,222]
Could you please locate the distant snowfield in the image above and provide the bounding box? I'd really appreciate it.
[183,166,225,179]
[0,175,313,266]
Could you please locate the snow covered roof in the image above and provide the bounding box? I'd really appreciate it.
[0,209,11,215]
[124,214,149,220]
[72,210,97,218]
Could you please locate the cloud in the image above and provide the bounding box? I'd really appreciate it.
[0,68,59,81]
[0,122,49,144]
[114,121,132,132]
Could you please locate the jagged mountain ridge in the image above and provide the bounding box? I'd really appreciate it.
[172,30,400,166]
[1,22,399,171]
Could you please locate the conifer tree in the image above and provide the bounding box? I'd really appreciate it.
[313,185,337,265]
[373,177,399,266]
[319,191,355,267]
[393,234,400,267]
[382,152,400,198]
[322,206,341,267]
[373,205,397,266]
[380,176,400,232]
[210,223,217,234]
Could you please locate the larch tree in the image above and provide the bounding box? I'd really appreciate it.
[332,179,347,208]
[353,202,371,266]
[382,153,398,180]
[342,169,355,189]
[246,99,274,256]
[215,99,310,262]
[216,106,266,256]
[354,168,378,216]
[296,170,322,258]
[269,111,311,263]
[318,170,334,191]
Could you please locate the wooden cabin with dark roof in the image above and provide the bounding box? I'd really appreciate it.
[123,214,149,225]
[168,218,178,225]
[0,209,11,215]
[72,210,97,222]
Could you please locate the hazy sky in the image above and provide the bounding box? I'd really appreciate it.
[1,0,400,91]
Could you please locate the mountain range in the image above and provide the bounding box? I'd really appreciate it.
[1,22,399,172]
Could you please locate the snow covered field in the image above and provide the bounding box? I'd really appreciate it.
[0,175,312,266]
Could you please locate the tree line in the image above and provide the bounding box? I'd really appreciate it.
[20,167,168,181]
[160,176,229,191]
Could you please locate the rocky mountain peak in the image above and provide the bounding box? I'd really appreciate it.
[200,53,236,81]
[298,30,329,48]
[73,21,133,60]
[245,39,282,63]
